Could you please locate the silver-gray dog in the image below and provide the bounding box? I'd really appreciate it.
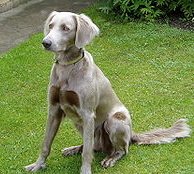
[25,11,191,174]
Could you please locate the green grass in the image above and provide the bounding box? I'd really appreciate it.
[0,8,194,174]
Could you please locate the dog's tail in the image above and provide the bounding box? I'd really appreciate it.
[131,119,191,145]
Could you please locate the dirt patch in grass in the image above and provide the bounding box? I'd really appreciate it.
[170,17,194,31]
[165,12,194,31]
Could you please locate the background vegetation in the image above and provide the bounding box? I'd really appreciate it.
[99,0,194,22]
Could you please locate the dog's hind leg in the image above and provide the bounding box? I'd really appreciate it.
[101,111,132,168]
[62,145,83,156]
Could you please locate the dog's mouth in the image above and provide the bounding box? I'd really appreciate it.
[42,44,61,52]
[42,44,63,52]
[43,46,51,51]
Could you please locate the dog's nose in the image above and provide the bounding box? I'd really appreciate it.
[42,39,52,49]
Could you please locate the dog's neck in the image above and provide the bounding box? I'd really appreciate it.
[55,46,84,66]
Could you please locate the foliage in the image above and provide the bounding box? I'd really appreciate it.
[99,0,194,22]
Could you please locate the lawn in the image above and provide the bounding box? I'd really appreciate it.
[0,8,194,174]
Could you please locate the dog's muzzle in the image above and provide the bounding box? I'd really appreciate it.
[42,39,52,49]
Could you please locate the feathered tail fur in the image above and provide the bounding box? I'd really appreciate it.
[132,119,191,145]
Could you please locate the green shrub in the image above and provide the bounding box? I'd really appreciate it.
[99,0,194,22]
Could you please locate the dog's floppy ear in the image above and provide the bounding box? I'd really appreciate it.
[75,14,99,48]
[44,11,58,35]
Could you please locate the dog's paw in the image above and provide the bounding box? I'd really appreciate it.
[24,162,46,172]
[62,145,82,157]
[62,147,77,156]
[101,157,116,168]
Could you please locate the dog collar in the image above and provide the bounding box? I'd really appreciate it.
[55,49,85,66]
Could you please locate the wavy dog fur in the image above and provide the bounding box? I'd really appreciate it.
[132,119,191,145]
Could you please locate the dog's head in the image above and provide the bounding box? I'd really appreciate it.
[42,11,99,52]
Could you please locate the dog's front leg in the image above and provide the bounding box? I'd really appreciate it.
[81,112,95,174]
[25,104,63,172]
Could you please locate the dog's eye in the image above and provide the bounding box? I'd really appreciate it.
[62,24,70,31]
[49,24,53,29]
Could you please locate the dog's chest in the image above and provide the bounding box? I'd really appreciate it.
[50,64,82,123]
[55,65,72,87]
